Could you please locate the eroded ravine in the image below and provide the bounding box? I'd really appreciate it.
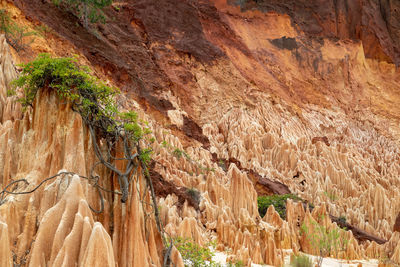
[0,0,399,266]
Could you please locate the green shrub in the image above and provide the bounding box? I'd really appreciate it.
[172,148,190,160]
[290,254,313,267]
[0,9,36,51]
[300,216,349,267]
[10,53,151,149]
[337,216,347,225]
[11,54,116,115]
[173,237,214,267]
[186,187,201,204]
[10,53,152,203]
[10,53,150,141]
[52,0,113,28]
[257,194,301,219]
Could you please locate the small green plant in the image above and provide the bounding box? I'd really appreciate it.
[300,216,349,267]
[218,159,227,172]
[0,9,36,51]
[173,237,215,267]
[257,194,302,219]
[172,148,184,159]
[172,148,191,160]
[139,148,152,166]
[34,24,54,37]
[226,260,245,267]
[186,187,201,205]
[198,165,215,174]
[52,0,113,28]
[323,191,337,202]
[290,254,313,267]
[337,216,346,225]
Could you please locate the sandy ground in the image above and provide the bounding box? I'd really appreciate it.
[212,249,379,267]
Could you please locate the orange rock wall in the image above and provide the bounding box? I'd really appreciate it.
[0,0,400,266]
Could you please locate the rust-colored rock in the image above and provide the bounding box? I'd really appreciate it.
[311,136,330,146]
[394,212,400,232]
[1,0,400,265]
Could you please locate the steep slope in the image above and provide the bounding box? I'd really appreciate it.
[0,0,399,266]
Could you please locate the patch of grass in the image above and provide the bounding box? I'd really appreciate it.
[323,191,337,202]
[290,254,313,267]
[300,216,349,267]
[172,148,191,160]
[226,260,245,267]
[257,194,302,219]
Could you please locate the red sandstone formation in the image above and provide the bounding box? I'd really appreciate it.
[0,0,399,265]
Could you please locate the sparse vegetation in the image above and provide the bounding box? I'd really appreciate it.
[0,9,36,51]
[300,216,349,267]
[173,148,191,160]
[323,191,337,202]
[172,237,245,267]
[173,237,215,267]
[187,187,201,204]
[52,0,113,28]
[35,24,54,38]
[290,254,313,267]
[226,260,244,267]
[218,159,227,172]
[337,216,347,225]
[257,194,302,219]
[161,141,214,176]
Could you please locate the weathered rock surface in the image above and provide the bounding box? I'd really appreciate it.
[0,0,399,266]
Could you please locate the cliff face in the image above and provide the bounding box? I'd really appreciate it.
[0,0,400,266]
[232,0,400,66]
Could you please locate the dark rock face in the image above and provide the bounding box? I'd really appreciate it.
[230,0,400,65]
[312,136,330,146]
[270,36,298,50]
[395,212,400,232]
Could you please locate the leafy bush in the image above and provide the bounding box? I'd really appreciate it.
[0,9,36,51]
[52,0,113,28]
[290,254,313,267]
[300,217,349,267]
[10,54,152,203]
[173,237,215,267]
[186,187,201,205]
[337,216,347,225]
[11,53,152,141]
[257,194,301,219]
